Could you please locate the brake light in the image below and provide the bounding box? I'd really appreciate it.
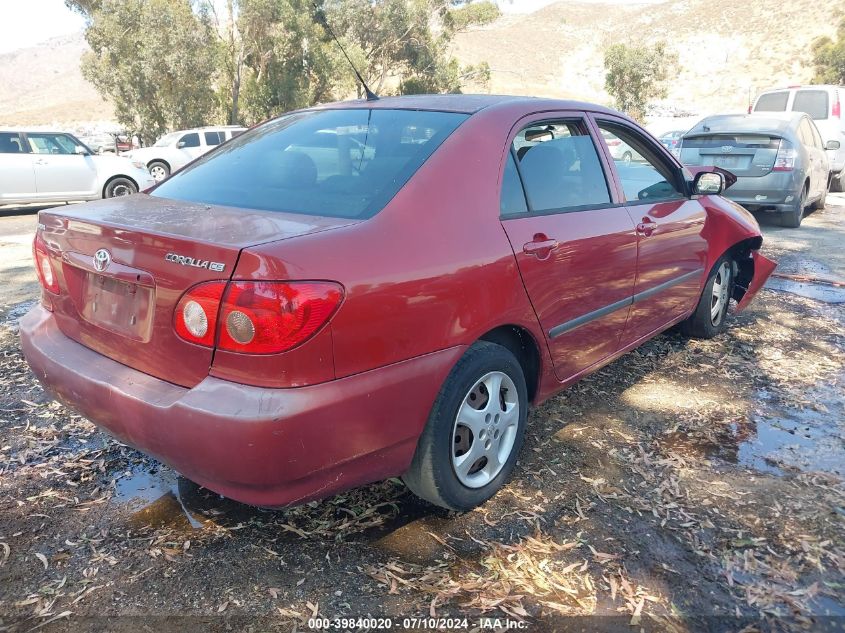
[606,139,621,147]
[833,94,841,119]
[218,281,343,354]
[33,233,59,294]
[773,139,796,172]
[174,282,226,346]
[173,280,343,354]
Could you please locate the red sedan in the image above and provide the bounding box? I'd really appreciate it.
[20,95,776,511]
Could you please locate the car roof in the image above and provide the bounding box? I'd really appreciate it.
[306,93,622,116]
[757,85,844,93]
[686,112,808,136]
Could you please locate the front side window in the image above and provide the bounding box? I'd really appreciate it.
[793,90,829,120]
[755,91,789,112]
[0,132,24,154]
[179,133,200,148]
[152,109,468,218]
[27,133,79,155]
[597,121,684,203]
[511,120,611,212]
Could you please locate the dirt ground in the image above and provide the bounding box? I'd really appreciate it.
[0,198,843,632]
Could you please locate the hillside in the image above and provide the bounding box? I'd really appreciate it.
[0,33,112,127]
[453,0,842,115]
[0,0,840,128]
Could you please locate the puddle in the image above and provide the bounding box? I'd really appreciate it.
[667,381,845,478]
[766,277,845,304]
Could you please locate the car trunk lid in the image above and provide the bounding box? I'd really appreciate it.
[680,134,782,177]
[37,194,358,387]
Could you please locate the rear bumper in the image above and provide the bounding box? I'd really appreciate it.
[725,172,800,209]
[20,305,463,507]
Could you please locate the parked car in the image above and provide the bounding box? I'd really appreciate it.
[0,129,155,205]
[20,95,775,512]
[600,128,638,163]
[751,85,845,191]
[679,113,833,227]
[125,126,247,182]
[79,132,118,154]
[659,129,686,155]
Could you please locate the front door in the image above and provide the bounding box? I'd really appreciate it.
[500,115,639,382]
[594,118,708,346]
[26,133,98,198]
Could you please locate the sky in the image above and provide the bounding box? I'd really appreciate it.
[0,0,661,54]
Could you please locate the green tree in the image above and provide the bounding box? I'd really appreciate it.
[811,18,845,84]
[67,0,220,143]
[603,41,675,121]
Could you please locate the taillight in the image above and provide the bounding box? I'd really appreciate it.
[606,139,621,147]
[773,139,796,172]
[173,280,343,354]
[174,282,226,346]
[218,281,343,354]
[833,94,841,119]
[33,233,59,294]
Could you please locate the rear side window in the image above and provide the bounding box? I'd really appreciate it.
[152,109,468,218]
[204,131,223,146]
[0,132,24,153]
[793,90,829,120]
[755,91,789,112]
[500,153,527,215]
[512,120,611,212]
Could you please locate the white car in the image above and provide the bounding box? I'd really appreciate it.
[0,129,155,206]
[125,126,246,182]
[752,85,845,191]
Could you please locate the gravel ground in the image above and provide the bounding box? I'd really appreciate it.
[0,198,843,632]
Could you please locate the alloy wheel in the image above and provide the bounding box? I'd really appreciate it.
[710,262,731,326]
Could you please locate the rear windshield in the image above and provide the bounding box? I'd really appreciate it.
[754,91,789,112]
[151,109,468,219]
[793,90,829,120]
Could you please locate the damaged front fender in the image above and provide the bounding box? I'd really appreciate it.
[734,250,777,312]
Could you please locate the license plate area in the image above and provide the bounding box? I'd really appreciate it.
[709,155,751,170]
[79,272,155,341]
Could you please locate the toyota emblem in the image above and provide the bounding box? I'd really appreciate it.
[93,249,111,272]
[721,145,734,153]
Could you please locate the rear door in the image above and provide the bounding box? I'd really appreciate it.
[500,114,638,382]
[594,117,707,345]
[0,132,37,202]
[25,132,98,198]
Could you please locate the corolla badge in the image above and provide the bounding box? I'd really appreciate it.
[165,252,225,272]
[93,249,111,272]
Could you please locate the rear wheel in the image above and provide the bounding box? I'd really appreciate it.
[780,185,807,228]
[403,341,527,511]
[104,177,137,198]
[681,256,734,339]
[148,161,170,182]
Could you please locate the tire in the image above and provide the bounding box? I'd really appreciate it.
[403,341,528,511]
[148,161,170,182]
[622,151,633,164]
[780,185,807,228]
[681,255,734,339]
[104,177,137,198]
[831,171,844,193]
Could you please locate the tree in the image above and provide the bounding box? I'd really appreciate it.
[810,18,845,84]
[67,0,221,143]
[603,42,675,122]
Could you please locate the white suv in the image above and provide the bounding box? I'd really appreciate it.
[752,85,845,191]
[125,126,246,182]
[0,129,155,206]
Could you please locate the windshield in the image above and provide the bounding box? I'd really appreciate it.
[154,132,182,147]
[151,108,468,219]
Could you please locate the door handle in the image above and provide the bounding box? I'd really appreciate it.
[34,158,48,165]
[522,233,559,260]
[636,218,656,237]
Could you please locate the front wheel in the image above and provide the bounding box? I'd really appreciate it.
[403,341,528,511]
[148,161,170,182]
[681,256,734,339]
[831,171,844,193]
[104,177,137,198]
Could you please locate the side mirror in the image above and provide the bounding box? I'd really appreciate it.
[693,171,725,195]
[176,141,186,149]
[826,140,841,151]
[74,145,89,156]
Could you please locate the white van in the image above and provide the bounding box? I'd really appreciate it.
[751,85,845,191]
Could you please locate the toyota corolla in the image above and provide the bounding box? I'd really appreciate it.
[20,95,776,511]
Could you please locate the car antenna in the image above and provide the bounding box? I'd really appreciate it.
[312,2,378,101]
